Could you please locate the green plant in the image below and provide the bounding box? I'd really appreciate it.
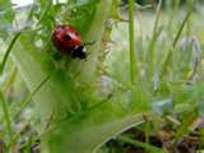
[0,0,204,153]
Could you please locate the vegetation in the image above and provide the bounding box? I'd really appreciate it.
[0,0,204,153]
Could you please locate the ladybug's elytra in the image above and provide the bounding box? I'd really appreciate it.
[52,25,87,59]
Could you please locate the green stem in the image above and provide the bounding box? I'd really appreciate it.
[147,0,161,78]
[3,67,17,92]
[172,10,193,48]
[128,0,137,84]
[172,0,195,48]
[160,2,194,78]
[0,91,12,139]
[13,75,50,118]
[117,135,165,153]
[36,0,52,26]
[0,32,21,75]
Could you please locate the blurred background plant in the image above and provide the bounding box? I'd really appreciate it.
[0,0,204,153]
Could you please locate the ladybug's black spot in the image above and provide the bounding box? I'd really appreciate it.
[71,46,86,59]
[64,34,71,41]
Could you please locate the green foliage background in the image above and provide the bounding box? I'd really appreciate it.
[0,0,204,153]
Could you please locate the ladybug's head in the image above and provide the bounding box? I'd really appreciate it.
[71,45,87,59]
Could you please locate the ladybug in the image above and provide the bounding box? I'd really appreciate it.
[52,25,87,59]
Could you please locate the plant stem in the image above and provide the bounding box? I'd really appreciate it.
[172,10,193,48]
[13,75,50,118]
[173,0,195,48]
[0,32,21,75]
[0,91,12,139]
[36,0,52,26]
[3,67,17,92]
[147,0,161,78]
[128,0,137,84]
[117,135,164,153]
[160,1,195,78]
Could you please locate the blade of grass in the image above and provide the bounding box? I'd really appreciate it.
[0,32,21,75]
[152,0,162,41]
[13,75,50,118]
[36,0,52,26]
[160,3,194,78]
[117,135,165,153]
[172,11,193,48]
[172,0,195,48]
[8,122,30,150]
[26,0,36,22]
[3,67,18,92]
[0,91,12,139]
[128,0,137,84]
[175,111,197,142]
[146,0,162,79]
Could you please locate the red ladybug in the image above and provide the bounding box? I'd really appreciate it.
[52,25,86,59]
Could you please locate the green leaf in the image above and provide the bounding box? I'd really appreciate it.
[0,0,14,38]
